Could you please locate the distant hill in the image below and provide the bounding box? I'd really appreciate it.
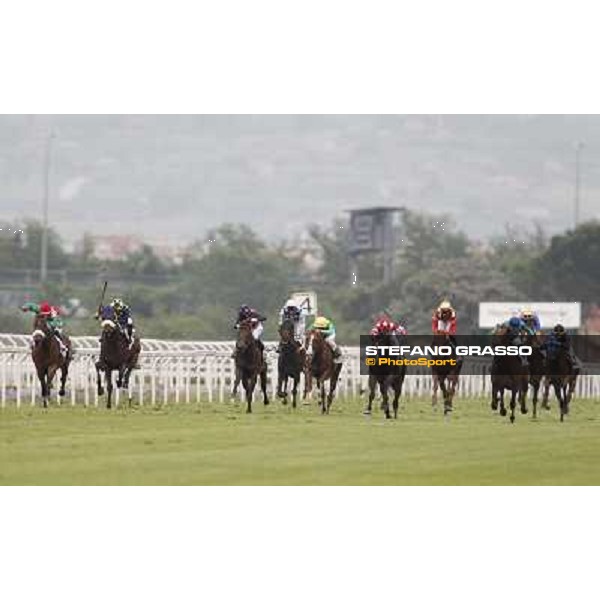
[0,115,598,243]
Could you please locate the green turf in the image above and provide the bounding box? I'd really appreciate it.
[1,396,599,485]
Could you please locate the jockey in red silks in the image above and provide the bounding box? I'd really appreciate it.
[21,300,69,357]
[432,300,457,346]
[370,313,407,342]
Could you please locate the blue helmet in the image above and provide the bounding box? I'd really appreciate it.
[239,304,252,320]
[509,316,521,328]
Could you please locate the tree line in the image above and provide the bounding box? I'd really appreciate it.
[1,211,599,342]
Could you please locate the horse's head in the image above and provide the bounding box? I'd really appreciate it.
[31,315,50,348]
[309,329,326,352]
[236,319,255,351]
[279,319,295,343]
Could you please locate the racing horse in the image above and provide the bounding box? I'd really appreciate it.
[95,306,141,409]
[364,332,406,419]
[542,344,578,422]
[526,332,547,419]
[304,329,343,414]
[30,313,72,408]
[235,319,268,413]
[430,333,463,416]
[490,325,529,423]
[276,318,304,409]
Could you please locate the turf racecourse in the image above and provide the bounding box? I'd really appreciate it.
[1,396,599,485]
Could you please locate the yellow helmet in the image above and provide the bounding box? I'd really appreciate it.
[438,300,453,311]
[314,316,330,329]
[521,307,534,318]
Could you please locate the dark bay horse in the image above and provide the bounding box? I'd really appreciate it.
[236,320,268,413]
[543,345,578,422]
[95,310,141,409]
[430,334,463,416]
[364,333,406,419]
[525,333,547,419]
[490,326,529,423]
[276,319,304,408]
[304,330,342,415]
[31,314,71,407]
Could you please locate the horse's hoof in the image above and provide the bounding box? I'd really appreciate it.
[521,407,528,415]
[499,407,507,417]
[363,409,372,416]
[98,389,104,397]
[58,389,66,397]
[510,416,515,423]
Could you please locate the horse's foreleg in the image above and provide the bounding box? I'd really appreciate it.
[365,376,376,415]
[261,367,269,406]
[291,374,299,409]
[326,364,342,414]
[531,381,539,419]
[541,377,550,409]
[439,378,451,416]
[519,383,528,415]
[381,381,391,419]
[232,367,241,398]
[432,375,439,407]
[499,389,507,417]
[37,368,49,408]
[245,375,257,414]
[59,363,68,397]
[509,388,517,423]
[106,370,114,409]
[96,363,105,397]
[393,379,402,419]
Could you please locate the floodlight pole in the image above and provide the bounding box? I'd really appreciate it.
[574,142,584,228]
[40,132,55,286]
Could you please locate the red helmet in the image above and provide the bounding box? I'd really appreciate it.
[39,301,52,315]
[375,318,394,334]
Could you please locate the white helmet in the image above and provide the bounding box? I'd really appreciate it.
[285,299,298,308]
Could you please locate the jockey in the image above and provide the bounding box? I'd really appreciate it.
[370,314,407,343]
[432,300,457,346]
[543,324,581,371]
[234,304,267,351]
[279,298,306,344]
[503,315,535,338]
[20,300,69,358]
[110,298,136,347]
[310,315,342,362]
[520,307,541,333]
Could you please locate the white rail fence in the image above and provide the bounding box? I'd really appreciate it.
[1,334,600,407]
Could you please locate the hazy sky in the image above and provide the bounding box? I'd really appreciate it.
[0,115,597,244]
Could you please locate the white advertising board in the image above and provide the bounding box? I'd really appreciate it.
[289,291,318,316]
[478,302,581,329]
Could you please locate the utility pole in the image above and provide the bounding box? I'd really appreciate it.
[40,132,55,286]
[574,142,584,228]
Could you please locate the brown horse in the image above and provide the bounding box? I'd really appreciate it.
[542,344,579,422]
[235,320,268,413]
[276,319,305,408]
[364,333,406,419]
[304,330,342,415]
[30,314,71,407]
[95,312,141,409]
[490,325,529,423]
[430,333,463,416]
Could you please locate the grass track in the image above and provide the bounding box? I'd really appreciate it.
[1,396,599,485]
